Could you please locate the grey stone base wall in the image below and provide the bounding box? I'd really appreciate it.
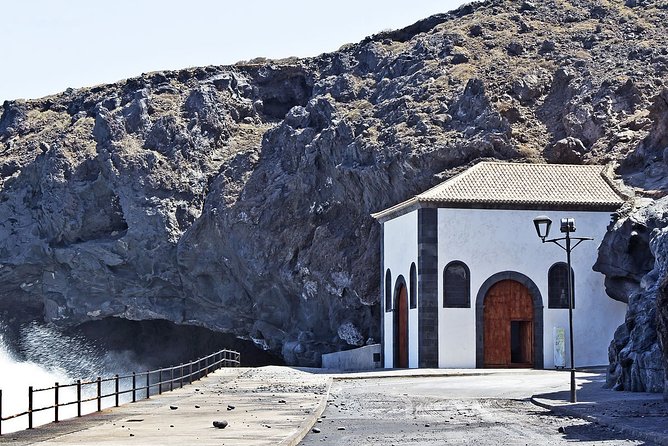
[321,344,382,371]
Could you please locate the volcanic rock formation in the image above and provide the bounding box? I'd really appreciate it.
[595,198,668,393]
[0,0,667,376]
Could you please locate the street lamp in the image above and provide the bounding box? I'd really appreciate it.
[533,215,592,403]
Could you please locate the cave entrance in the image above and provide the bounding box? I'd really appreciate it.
[68,318,283,369]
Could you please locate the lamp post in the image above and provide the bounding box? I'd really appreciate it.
[533,216,592,403]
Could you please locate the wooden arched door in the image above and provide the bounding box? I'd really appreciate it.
[394,283,409,368]
[483,280,534,367]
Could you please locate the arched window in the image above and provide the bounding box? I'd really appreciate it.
[443,261,470,308]
[385,269,392,312]
[409,263,417,309]
[548,263,575,309]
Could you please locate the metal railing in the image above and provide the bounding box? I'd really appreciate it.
[0,348,240,435]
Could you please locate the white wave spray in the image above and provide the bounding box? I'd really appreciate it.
[0,322,146,434]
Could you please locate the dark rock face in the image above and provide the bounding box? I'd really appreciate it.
[0,0,667,369]
[594,201,659,305]
[659,273,668,400]
[620,88,668,193]
[595,198,668,393]
[595,84,668,394]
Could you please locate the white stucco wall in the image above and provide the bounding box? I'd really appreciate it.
[382,210,419,368]
[437,208,627,369]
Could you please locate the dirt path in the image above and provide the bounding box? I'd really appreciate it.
[300,377,655,445]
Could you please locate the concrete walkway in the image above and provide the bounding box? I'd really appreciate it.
[1,367,666,445]
[0,366,330,446]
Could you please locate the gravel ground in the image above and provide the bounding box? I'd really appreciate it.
[300,378,655,445]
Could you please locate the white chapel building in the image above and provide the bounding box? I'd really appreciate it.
[371,161,628,369]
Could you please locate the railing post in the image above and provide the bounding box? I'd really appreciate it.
[55,382,59,423]
[97,377,102,412]
[170,367,174,391]
[28,386,33,429]
[132,372,136,403]
[205,356,209,376]
[146,371,150,399]
[115,375,119,407]
[1,388,3,436]
[189,362,193,384]
[77,380,82,417]
[158,370,162,395]
[180,363,184,388]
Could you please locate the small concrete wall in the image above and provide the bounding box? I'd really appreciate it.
[321,344,382,371]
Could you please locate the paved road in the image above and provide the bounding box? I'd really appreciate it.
[300,371,656,445]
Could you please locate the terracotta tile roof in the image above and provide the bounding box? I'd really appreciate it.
[419,162,625,205]
[372,162,627,221]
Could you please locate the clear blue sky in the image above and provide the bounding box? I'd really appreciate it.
[0,0,468,103]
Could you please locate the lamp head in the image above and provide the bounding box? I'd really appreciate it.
[533,215,552,242]
[560,218,576,233]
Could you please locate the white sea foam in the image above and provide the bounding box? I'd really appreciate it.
[0,333,72,433]
[0,324,139,434]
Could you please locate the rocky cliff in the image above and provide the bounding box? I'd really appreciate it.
[0,0,667,373]
[595,198,667,393]
[594,86,668,394]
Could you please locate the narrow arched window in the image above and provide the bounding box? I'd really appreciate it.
[385,269,392,312]
[443,261,470,308]
[409,263,417,309]
[548,263,575,309]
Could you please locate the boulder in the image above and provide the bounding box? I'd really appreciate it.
[544,137,587,164]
